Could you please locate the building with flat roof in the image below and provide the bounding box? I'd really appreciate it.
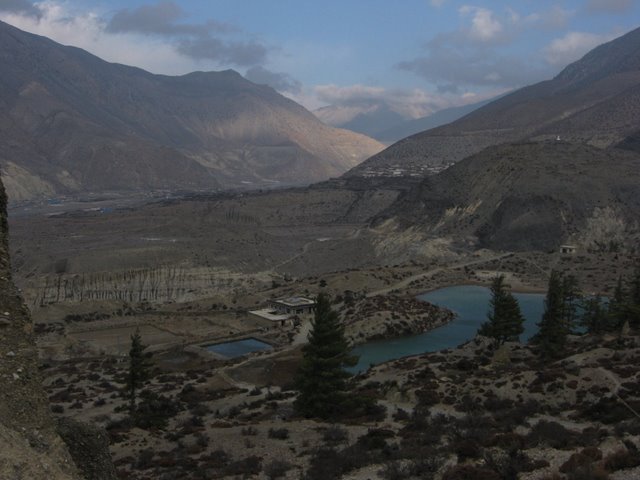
[268,297,316,315]
[249,296,316,327]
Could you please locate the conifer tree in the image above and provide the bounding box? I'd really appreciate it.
[126,327,150,413]
[608,276,629,330]
[580,295,608,334]
[629,267,640,327]
[533,270,570,359]
[561,274,581,329]
[294,293,357,419]
[478,275,525,346]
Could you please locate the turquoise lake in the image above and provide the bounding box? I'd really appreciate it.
[350,285,545,373]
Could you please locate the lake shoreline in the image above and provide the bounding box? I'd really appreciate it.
[350,284,546,373]
[417,280,547,296]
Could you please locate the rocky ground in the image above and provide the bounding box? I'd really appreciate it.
[7,187,640,479]
[38,325,640,479]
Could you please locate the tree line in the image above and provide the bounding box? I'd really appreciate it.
[124,266,639,422]
[479,268,640,359]
[294,266,640,418]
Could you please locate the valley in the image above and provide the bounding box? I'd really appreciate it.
[2,12,640,480]
[8,183,639,478]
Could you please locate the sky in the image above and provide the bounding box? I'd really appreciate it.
[1,0,638,119]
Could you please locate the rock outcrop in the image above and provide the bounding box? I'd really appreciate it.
[0,179,79,478]
[0,177,115,479]
[375,142,640,251]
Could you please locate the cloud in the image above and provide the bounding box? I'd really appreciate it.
[244,66,301,93]
[398,30,552,90]
[0,0,41,18]
[106,2,235,36]
[105,2,267,66]
[398,4,581,92]
[0,1,272,72]
[458,6,503,42]
[522,6,575,30]
[586,0,633,14]
[429,0,447,7]
[314,84,451,119]
[176,37,267,65]
[543,31,619,66]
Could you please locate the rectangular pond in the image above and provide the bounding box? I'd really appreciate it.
[205,338,272,358]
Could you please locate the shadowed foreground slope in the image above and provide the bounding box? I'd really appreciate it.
[0,176,116,479]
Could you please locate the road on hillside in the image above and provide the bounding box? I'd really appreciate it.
[366,252,514,298]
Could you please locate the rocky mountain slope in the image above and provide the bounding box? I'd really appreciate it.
[0,20,383,202]
[0,177,78,479]
[375,142,640,251]
[375,96,494,144]
[348,26,640,177]
[0,174,117,478]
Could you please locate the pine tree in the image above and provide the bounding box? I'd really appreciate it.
[478,275,525,346]
[629,267,640,327]
[126,327,150,413]
[580,295,608,334]
[294,293,357,419]
[561,274,580,329]
[608,276,629,330]
[533,270,570,359]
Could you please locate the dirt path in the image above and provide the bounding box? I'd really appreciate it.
[367,252,513,297]
[272,227,363,270]
[216,368,255,391]
[292,318,312,346]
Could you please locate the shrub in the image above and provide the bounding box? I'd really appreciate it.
[566,464,609,480]
[264,459,293,479]
[453,438,481,460]
[135,449,154,470]
[356,428,394,451]
[268,428,289,440]
[442,465,500,480]
[323,425,349,444]
[133,390,182,429]
[380,461,412,480]
[527,420,579,449]
[223,455,262,477]
[304,448,345,480]
[241,426,259,436]
[604,448,640,472]
[560,453,593,473]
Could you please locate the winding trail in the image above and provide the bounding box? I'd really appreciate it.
[272,227,363,270]
[366,252,514,297]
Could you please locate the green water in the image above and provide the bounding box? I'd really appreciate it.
[350,285,545,373]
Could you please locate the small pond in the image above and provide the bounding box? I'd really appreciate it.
[205,338,272,358]
[350,285,545,373]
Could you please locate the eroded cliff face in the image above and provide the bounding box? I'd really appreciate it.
[0,179,79,479]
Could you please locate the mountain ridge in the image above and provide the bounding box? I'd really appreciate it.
[375,142,640,251]
[0,20,384,202]
[347,26,640,178]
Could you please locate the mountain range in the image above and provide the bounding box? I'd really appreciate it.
[348,26,640,178]
[314,97,492,144]
[0,20,383,202]
[359,26,640,252]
